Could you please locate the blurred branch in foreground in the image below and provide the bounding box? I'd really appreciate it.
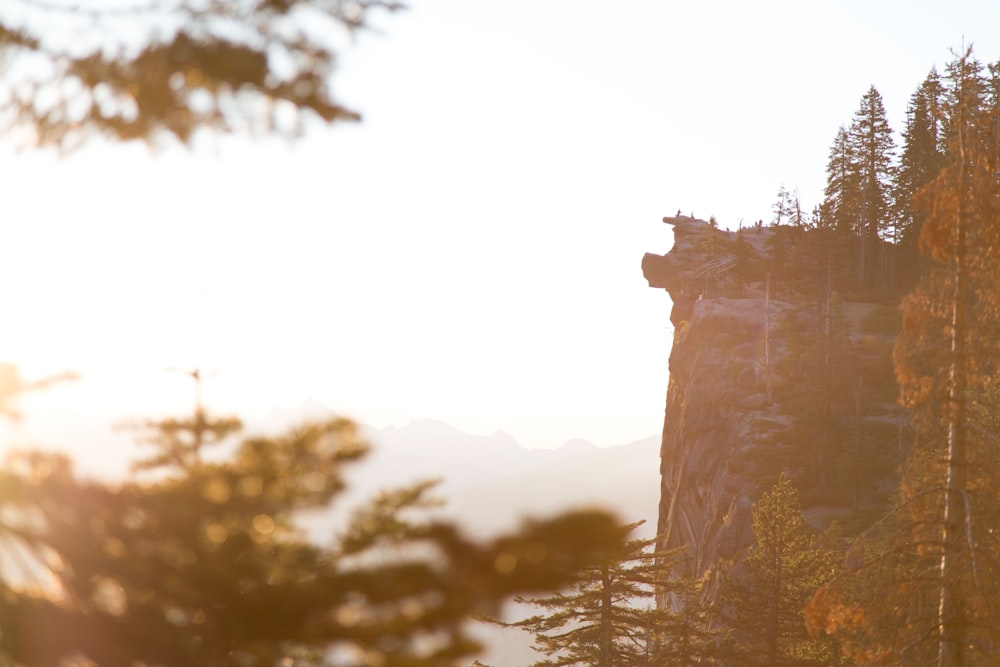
[0,0,404,150]
[0,363,78,421]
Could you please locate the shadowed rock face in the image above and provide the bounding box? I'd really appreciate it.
[643,216,905,595]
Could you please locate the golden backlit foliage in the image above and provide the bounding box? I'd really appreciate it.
[0,408,629,667]
[811,47,1000,666]
[720,474,843,666]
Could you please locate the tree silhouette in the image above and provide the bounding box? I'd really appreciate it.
[893,69,946,255]
[848,86,896,288]
[821,125,859,236]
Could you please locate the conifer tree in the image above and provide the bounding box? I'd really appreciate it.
[847,86,896,287]
[812,46,1000,667]
[0,402,629,667]
[720,474,842,667]
[822,126,859,235]
[503,523,706,667]
[772,185,793,226]
[941,50,990,142]
[773,186,807,229]
[895,47,1000,667]
[893,69,947,278]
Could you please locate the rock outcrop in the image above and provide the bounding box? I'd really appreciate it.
[643,216,906,589]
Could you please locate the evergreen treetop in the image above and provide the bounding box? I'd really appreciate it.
[502,522,707,667]
[848,85,896,244]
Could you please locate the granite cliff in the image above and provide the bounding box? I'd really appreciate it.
[642,215,907,588]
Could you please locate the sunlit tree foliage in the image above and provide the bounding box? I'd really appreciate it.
[809,46,1000,667]
[720,474,842,667]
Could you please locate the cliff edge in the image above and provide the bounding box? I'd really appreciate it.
[643,216,906,586]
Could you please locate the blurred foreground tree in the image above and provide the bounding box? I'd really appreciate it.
[0,407,628,667]
[0,3,633,664]
[0,0,403,149]
[0,363,77,421]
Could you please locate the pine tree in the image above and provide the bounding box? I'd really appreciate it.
[0,403,629,667]
[720,474,842,667]
[127,368,243,473]
[504,523,706,667]
[896,47,1000,667]
[893,69,947,259]
[772,185,794,227]
[814,46,1000,667]
[941,50,990,145]
[847,86,896,288]
[822,126,860,236]
[773,186,807,229]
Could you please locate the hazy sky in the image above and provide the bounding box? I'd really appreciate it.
[3,0,1000,457]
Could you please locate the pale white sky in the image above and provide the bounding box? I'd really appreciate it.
[2,0,999,457]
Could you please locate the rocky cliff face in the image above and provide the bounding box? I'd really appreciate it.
[643,216,906,585]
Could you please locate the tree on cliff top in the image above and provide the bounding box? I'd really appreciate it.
[849,86,896,289]
[820,87,896,291]
[821,125,859,236]
[0,396,629,666]
[849,86,896,245]
[0,0,402,149]
[893,69,946,254]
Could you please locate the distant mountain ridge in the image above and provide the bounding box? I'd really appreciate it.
[256,400,661,545]
[251,402,618,495]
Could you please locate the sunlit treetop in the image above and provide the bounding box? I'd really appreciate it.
[0,0,403,150]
